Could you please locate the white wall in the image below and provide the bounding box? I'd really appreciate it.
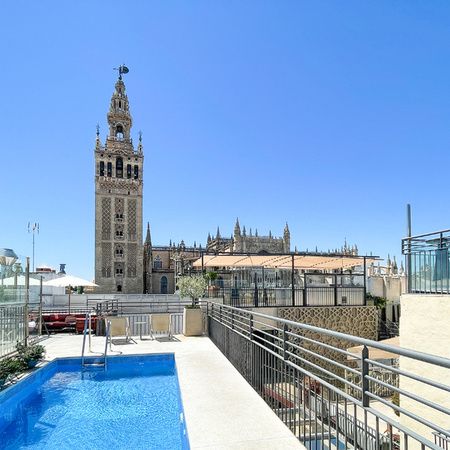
[399,294,450,449]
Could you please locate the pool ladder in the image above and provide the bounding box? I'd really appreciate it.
[81,313,110,369]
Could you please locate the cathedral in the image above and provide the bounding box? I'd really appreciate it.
[93,70,357,294]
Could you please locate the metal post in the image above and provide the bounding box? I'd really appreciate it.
[361,345,370,407]
[363,257,367,305]
[249,314,253,341]
[25,257,30,346]
[39,276,43,336]
[334,274,338,306]
[291,254,295,306]
[406,204,412,293]
[283,323,288,360]
[303,272,307,306]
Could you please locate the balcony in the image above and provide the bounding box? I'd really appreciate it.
[402,228,450,294]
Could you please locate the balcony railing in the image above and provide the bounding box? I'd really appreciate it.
[207,302,450,449]
[205,286,366,307]
[402,229,450,294]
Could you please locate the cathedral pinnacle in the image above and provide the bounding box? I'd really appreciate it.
[234,217,241,237]
[145,222,152,246]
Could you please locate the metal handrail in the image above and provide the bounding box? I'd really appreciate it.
[81,313,89,367]
[207,301,450,448]
[81,313,109,369]
[103,320,110,369]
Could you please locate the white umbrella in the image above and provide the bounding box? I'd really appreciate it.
[1,275,41,286]
[44,275,97,288]
[44,275,98,313]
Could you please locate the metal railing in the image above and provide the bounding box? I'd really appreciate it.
[0,303,26,357]
[434,431,450,450]
[205,286,366,307]
[207,302,450,449]
[95,298,190,336]
[402,229,450,294]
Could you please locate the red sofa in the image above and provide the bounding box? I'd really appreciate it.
[42,313,97,333]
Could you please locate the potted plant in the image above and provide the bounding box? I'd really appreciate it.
[16,342,46,368]
[0,357,25,388]
[177,274,207,336]
[205,271,219,297]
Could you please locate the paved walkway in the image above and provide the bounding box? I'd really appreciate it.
[43,333,304,449]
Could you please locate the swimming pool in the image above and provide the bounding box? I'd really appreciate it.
[0,353,189,450]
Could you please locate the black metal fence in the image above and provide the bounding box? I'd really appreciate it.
[205,286,365,308]
[403,229,450,294]
[207,302,450,449]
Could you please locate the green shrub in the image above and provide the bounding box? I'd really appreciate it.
[16,342,46,365]
[0,357,25,383]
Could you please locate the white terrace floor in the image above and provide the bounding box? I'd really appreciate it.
[42,333,304,450]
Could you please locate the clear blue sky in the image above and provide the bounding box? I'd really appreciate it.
[2,1,450,279]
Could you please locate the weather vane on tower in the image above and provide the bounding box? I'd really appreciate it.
[114,64,129,80]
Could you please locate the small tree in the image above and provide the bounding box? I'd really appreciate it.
[177,275,207,307]
[204,271,218,286]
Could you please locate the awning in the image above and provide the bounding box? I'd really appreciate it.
[193,254,376,271]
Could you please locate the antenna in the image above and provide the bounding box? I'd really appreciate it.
[28,222,39,272]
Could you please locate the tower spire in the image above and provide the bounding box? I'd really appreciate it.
[145,222,152,246]
[234,217,241,237]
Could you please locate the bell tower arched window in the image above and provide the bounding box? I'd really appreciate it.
[134,165,139,180]
[107,162,112,177]
[116,157,123,178]
[127,164,132,179]
[99,161,105,176]
[115,124,124,140]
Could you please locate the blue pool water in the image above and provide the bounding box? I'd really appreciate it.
[0,354,189,450]
[306,438,347,450]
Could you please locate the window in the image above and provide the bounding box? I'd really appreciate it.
[115,225,124,238]
[115,213,124,220]
[134,165,139,179]
[153,256,162,270]
[127,164,132,179]
[116,157,123,178]
[117,285,122,292]
[160,276,168,294]
[115,246,123,257]
[115,267,123,275]
[99,161,105,176]
[116,125,124,140]
[107,162,112,177]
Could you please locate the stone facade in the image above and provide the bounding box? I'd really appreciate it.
[278,306,378,378]
[207,219,290,254]
[94,74,144,293]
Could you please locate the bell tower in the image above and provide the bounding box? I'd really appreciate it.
[94,66,144,293]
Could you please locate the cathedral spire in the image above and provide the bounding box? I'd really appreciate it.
[234,217,241,237]
[145,222,152,246]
